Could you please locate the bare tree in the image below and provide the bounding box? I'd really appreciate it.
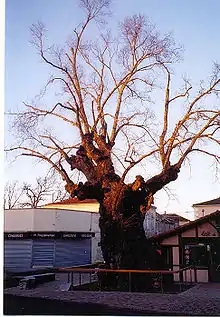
[6,0,220,287]
[21,175,68,208]
[4,181,23,209]
[4,175,68,209]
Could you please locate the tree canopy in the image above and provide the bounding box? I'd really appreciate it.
[5,0,220,274]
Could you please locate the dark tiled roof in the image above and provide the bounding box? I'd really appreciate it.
[44,198,98,206]
[149,210,220,242]
[192,197,220,206]
[162,213,190,222]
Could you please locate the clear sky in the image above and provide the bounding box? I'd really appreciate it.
[5,0,220,219]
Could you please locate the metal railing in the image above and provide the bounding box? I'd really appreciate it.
[58,265,195,293]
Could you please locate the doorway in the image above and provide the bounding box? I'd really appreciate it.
[208,241,220,282]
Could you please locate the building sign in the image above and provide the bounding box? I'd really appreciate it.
[4,232,95,240]
[32,233,56,238]
[6,233,27,239]
[198,222,219,238]
[62,233,77,238]
[184,245,191,265]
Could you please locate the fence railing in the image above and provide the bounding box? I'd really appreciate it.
[57,265,195,293]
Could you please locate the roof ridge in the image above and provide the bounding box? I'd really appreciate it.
[192,197,220,206]
[149,209,220,241]
[43,198,98,207]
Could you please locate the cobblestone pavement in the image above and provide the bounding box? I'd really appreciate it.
[4,276,220,316]
[32,272,95,290]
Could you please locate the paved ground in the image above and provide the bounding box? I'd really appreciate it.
[4,273,220,316]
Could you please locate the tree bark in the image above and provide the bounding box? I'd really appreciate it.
[68,164,180,290]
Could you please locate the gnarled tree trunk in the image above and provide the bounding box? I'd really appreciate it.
[68,149,180,290]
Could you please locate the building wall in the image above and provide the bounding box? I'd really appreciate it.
[4,209,35,231]
[4,208,102,264]
[4,208,99,233]
[182,228,196,237]
[161,235,178,245]
[172,246,180,281]
[167,245,209,283]
[160,218,220,283]
[54,210,92,232]
[144,207,175,237]
[33,209,56,231]
[194,205,219,219]
[196,270,209,283]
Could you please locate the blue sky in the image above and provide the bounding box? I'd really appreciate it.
[5,0,220,218]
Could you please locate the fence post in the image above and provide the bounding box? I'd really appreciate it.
[194,266,197,283]
[184,270,186,288]
[79,272,82,286]
[160,272,163,293]
[71,271,73,287]
[179,271,182,293]
[99,271,102,292]
[190,268,192,285]
[128,272,131,292]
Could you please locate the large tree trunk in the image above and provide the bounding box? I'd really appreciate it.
[97,181,153,291]
[68,158,180,291]
[99,210,150,291]
[99,206,148,270]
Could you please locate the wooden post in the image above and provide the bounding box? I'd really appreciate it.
[160,273,163,293]
[79,272,82,285]
[129,272,131,292]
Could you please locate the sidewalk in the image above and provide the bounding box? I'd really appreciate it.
[4,279,220,316]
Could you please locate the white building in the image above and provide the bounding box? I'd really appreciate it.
[4,197,180,272]
[4,207,102,272]
[193,197,220,219]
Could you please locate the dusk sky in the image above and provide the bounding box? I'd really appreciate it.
[5,0,220,219]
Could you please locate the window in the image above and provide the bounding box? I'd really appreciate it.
[184,244,209,267]
[163,247,172,269]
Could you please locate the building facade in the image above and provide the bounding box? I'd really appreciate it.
[193,197,220,219]
[150,210,220,283]
[4,208,102,272]
[144,207,177,237]
[5,198,192,273]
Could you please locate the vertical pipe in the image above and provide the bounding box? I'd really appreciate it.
[67,272,70,283]
[190,268,192,285]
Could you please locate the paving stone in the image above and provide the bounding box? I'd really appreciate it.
[4,274,220,315]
